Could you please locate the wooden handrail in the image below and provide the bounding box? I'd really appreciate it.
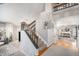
[53,3,66,8]
[30,24,36,29]
[21,20,36,32]
[28,20,36,26]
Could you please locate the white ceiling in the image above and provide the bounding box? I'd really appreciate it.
[0,3,45,25]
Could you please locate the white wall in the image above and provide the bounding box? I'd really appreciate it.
[5,23,13,38]
[36,12,48,42]
[47,29,57,46]
[36,4,57,46]
[0,22,6,31]
[20,31,38,56]
[36,12,57,46]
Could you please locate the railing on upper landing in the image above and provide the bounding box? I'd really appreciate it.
[53,3,79,12]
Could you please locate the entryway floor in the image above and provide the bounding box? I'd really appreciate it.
[42,39,79,56]
[0,39,79,56]
[0,40,26,56]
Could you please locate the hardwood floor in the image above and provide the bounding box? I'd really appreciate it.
[40,39,79,56]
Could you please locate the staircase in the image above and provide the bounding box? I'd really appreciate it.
[21,20,47,55]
